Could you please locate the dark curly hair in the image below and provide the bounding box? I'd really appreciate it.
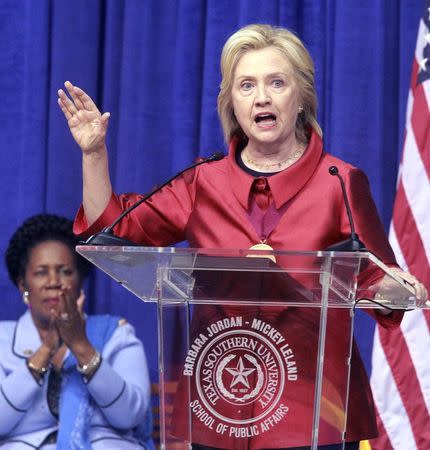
[5,214,92,286]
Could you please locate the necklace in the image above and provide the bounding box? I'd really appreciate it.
[243,148,304,171]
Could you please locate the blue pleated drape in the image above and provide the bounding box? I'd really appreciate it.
[0,0,424,379]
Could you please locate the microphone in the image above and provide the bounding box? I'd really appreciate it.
[325,166,367,252]
[83,152,225,246]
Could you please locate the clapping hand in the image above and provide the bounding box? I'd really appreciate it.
[54,287,92,356]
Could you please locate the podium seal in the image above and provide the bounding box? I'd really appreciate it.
[184,316,298,436]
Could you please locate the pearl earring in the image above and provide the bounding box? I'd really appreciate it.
[22,290,30,305]
[298,106,303,113]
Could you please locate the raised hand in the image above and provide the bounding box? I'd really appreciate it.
[55,287,99,369]
[26,316,61,378]
[55,288,88,349]
[41,316,61,355]
[57,81,110,154]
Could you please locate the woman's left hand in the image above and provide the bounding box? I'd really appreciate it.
[391,268,429,307]
[55,287,96,363]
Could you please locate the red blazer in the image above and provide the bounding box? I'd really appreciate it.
[75,131,401,447]
[75,132,397,263]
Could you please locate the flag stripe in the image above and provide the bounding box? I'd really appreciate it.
[378,326,429,449]
[370,4,430,449]
[373,408,394,450]
[424,309,430,340]
[391,182,429,284]
[401,133,430,262]
[389,226,430,367]
[387,227,407,270]
[401,309,430,411]
[371,328,416,449]
[410,63,430,179]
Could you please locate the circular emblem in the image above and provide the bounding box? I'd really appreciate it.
[183,316,298,436]
[195,328,286,425]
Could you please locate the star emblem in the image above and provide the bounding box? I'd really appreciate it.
[225,356,255,388]
[425,33,430,45]
[419,57,429,72]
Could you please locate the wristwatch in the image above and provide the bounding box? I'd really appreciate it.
[76,350,102,376]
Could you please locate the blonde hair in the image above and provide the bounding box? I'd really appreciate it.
[217,24,322,146]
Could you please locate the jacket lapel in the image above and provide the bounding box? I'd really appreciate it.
[13,310,42,358]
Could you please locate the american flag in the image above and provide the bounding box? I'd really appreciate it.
[369,2,430,449]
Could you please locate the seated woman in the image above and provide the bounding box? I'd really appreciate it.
[0,214,154,449]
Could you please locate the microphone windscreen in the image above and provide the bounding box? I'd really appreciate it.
[328,166,338,176]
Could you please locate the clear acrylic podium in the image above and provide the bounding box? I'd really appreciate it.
[76,246,419,450]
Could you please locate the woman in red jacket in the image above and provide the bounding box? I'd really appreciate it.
[58,24,427,450]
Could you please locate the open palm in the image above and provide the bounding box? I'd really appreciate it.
[58,81,110,153]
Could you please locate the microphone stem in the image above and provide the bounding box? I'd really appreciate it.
[335,173,356,236]
[105,154,223,235]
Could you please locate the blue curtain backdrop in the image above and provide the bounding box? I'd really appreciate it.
[0,0,424,383]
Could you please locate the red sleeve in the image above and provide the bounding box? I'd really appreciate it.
[344,168,404,328]
[73,193,126,238]
[73,168,198,245]
[344,168,397,264]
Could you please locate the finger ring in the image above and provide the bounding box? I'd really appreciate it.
[60,313,69,321]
